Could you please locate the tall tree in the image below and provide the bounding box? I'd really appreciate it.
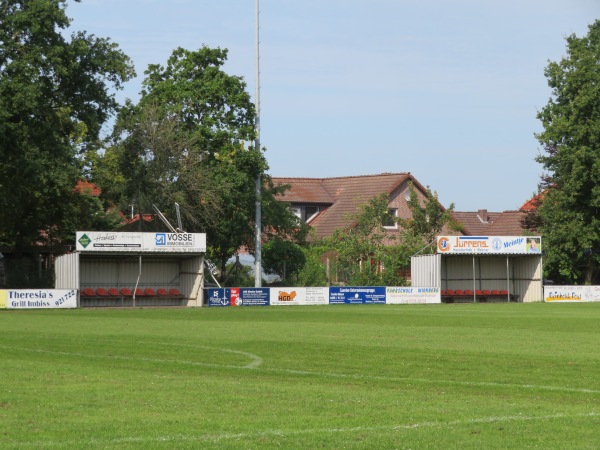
[112,46,302,276]
[535,20,600,284]
[0,0,134,255]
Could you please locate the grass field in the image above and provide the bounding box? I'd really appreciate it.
[1,303,599,449]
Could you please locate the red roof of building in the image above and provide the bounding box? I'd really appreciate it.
[520,192,544,212]
[484,211,527,235]
[450,209,528,236]
[75,180,101,197]
[450,210,502,236]
[274,173,432,239]
[274,173,532,240]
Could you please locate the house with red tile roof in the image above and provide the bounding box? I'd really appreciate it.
[272,172,452,241]
[449,191,544,236]
[450,209,530,236]
[273,173,538,241]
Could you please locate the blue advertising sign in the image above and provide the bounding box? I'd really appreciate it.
[329,286,386,304]
[231,288,270,306]
[207,288,230,307]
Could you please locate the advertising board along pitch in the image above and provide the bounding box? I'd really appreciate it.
[437,236,542,255]
[76,231,206,253]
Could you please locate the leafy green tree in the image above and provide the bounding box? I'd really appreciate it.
[535,20,600,284]
[301,187,457,287]
[0,0,134,255]
[296,243,330,287]
[325,194,400,286]
[221,257,255,287]
[262,237,306,283]
[112,46,302,278]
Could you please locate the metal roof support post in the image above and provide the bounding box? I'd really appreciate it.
[506,256,510,303]
[133,255,142,308]
[472,255,476,303]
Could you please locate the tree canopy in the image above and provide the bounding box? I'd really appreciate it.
[0,0,134,254]
[107,46,304,278]
[535,20,600,284]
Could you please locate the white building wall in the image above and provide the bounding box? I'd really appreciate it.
[55,253,80,289]
[513,256,543,302]
[411,254,441,287]
[180,256,204,306]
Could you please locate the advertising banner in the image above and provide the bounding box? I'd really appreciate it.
[269,287,329,306]
[76,231,206,253]
[544,285,600,302]
[207,288,230,307]
[0,290,6,309]
[2,290,78,309]
[329,286,386,304]
[386,287,441,304]
[437,236,542,255]
[230,288,270,306]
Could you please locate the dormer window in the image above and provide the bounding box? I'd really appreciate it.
[291,205,321,223]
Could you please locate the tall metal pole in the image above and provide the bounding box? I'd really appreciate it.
[254,0,262,287]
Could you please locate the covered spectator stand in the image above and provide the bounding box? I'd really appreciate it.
[55,231,206,307]
[411,236,543,303]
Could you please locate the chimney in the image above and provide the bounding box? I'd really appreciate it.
[478,209,489,223]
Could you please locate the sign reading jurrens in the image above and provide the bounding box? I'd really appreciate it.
[437,236,542,254]
[76,231,206,253]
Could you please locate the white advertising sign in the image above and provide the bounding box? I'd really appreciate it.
[269,287,329,306]
[76,231,206,253]
[2,289,78,309]
[544,285,600,303]
[437,236,542,255]
[386,287,441,304]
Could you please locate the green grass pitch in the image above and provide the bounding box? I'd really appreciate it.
[1,303,599,449]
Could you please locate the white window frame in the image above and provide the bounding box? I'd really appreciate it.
[383,208,398,229]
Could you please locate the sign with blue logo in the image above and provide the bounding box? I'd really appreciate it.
[437,236,542,254]
[329,287,386,304]
[207,288,230,307]
[230,288,270,306]
[76,232,206,253]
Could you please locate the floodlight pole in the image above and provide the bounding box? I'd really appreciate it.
[254,0,263,287]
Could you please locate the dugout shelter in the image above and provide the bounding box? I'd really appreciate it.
[55,231,207,307]
[411,236,543,303]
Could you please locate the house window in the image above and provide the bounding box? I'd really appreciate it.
[291,207,302,220]
[383,208,398,229]
[304,206,320,223]
[290,205,320,224]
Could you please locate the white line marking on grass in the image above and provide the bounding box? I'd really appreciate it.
[10,411,600,447]
[2,343,598,395]
[132,340,264,369]
[253,366,600,395]
[0,343,262,370]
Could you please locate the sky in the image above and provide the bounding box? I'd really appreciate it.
[66,0,600,212]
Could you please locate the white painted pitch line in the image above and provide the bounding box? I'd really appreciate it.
[9,411,600,447]
[0,344,262,370]
[255,366,600,395]
[2,343,599,395]
[93,339,265,369]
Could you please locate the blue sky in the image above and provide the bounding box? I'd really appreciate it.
[66,1,599,212]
